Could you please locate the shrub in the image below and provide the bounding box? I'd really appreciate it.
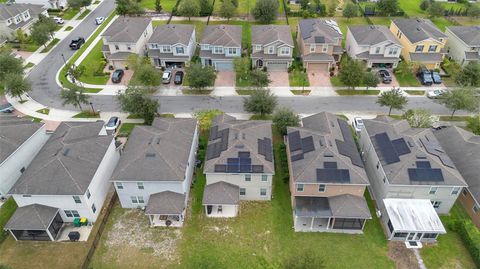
[450,219,480,268]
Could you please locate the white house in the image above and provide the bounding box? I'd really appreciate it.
[199,25,242,71]
[5,122,121,241]
[0,3,48,41]
[251,25,294,70]
[14,0,67,10]
[147,24,196,68]
[111,118,198,227]
[0,115,50,201]
[346,25,403,68]
[445,26,480,66]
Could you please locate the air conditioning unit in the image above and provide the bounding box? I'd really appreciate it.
[376,210,381,218]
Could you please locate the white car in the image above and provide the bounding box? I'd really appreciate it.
[105,116,120,132]
[53,17,64,24]
[162,70,172,84]
[352,117,364,132]
[95,17,105,25]
[427,89,448,99]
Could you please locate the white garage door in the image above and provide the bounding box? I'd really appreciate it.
[215,61,234,71]
[267,61,288,71]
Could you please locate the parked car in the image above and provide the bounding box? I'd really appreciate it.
[377,69,392,84]
[53,17,64,24]
[69,37,85,50]
[431,71,442,84]
[0,103,14,113]
[352,117,364,132]
[427,89,448,99]
[417,66,433,86]
[162,70,172,84]
[111,69,124,83]
[95,17,105,25]
[105,117,121,132]
[174,71,184,85]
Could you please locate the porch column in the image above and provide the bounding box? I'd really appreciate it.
[46,228,54,241]
[310,217,315,230]
[8,230,18,241]
[361,219,366,230]
[330,218,336,229]
[326,217,331,230]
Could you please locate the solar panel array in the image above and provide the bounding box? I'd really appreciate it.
[374,133,411,165]
[335,119,364,168]
[206,125,229,160]
[408,168,444,182]
[288,131,317,162]
[314,36,325,43]
[213,151,265,173]
[316,167,351,183]
[419,137,456,169]
[258,137,273,162]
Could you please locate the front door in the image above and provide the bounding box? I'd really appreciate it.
[407,232,422,241]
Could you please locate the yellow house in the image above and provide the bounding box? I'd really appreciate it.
[389,19,447,69]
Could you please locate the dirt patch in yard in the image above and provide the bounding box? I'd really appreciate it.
[388,241,420,269]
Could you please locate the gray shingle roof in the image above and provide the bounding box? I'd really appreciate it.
[201,25,242,47]
[9,122,113,195]
[148,24,194,45]
[465,51,480,60]
[102,17,151,43]
[363,116,466,186]
[0,3,44,20]
[329,194,371,219]
[348,25,401,46]
[145,191,185,215]
[287,112,368,185]
[447,26,480,47]
[203,181,239,205]
[356,51,401,62]
[251,25,294,47]
[0,114,44,164]
[5,204,59,230]
[251,50,294,60]
[302,53,335,62]
[393,18,447,44]
[298,19,342,44]
[409,52,444,62]
[111,118,197,182]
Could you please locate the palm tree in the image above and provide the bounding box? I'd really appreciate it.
[60,85,90,111]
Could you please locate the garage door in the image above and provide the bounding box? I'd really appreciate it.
[215,61,234,71]
[307,62,329,71]
[267,61,288,71]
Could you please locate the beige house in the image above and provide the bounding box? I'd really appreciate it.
[251,25,294,71]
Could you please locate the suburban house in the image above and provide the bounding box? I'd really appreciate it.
[0,115,50,201]
[199,25,242,71]
[286,112,371,233]
[296,19,343,72]
[390,18,447,69]
[14,0,67,9]
[111,118,198,227]
[202,114,274,218]
[5,122,121,241]
[445,26,480,66]
[0,3,48,41]
[434,126,480,228]
[358,116,466,245]
[147,24,196,68]
[101,17,153,69]
[346,25,403,69]
[251,25,294,71]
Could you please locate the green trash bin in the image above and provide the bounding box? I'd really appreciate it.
[73,218,81,227]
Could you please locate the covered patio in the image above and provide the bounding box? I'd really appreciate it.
[145,191,186,228]
[203,181,240,218]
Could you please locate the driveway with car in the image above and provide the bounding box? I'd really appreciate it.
[107,69,133,86]
[268,71,289,87]
[215,71,235,87]
[376,69,400,87]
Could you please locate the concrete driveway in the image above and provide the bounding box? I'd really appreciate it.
[374,69,400,88]
[107,69,134,86]
[268,71,289,87]
[215,71,235,87]
[308,70,332,87]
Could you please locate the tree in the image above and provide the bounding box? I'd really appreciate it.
[455,61,480,87]
[199,0,213,16]
[60,85,90,111]
[4,74,31,101]
[155,0,162,12]
[194,109,224,131]
[419,0,430,11]
[38,14,57,39]
[220,0,236,20]
[339,59,365,90]
[403,108,438,128]
[376,0,398,16]
[117,87,159,125]
[343,3,357,19]
[68,64,86,84]
[30,23,50,48]
[115,0,144,15]
[466,114,480,135]
[467,4,480,20]
[273,107,300,135]
[363,72,379,90]
[250,69,271,87]
[177,0,200,20]
[376,88,408,116]
[428,2,444,17]
[300,0,309,11]
[68,0,92,9]
[185,63,216,90]
[282,251,325,269]
[394,61,413,76]
[252,0,279,24]
[438,88,479,118]
[0,50,24,87]
[131,64,162,86]
[243,89,277,116]
[234,57,251,83]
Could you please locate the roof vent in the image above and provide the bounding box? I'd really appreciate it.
[63,148,70,156]
[416,27,421,31]
[146,153,156,158]
[242,133,246,139]
[156,137,161,144]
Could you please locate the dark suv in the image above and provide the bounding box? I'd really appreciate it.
[111,69,124,83]
[417,66,433,86]
[69,37,85,50]
[377,69,392,84]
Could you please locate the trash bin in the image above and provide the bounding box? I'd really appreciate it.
[73,218,81,227]
[68,231,80,242]
[79,217,88,226]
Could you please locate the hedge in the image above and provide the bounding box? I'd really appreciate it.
[449,219,480,268]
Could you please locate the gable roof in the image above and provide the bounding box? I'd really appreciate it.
[145,191,185,215]
[148,24,194,45]
[5,204,59,230]
[201,25,242,47]
[0,114,44,165]
[203,181,240,205]
[9,122,113,195]
[102,17,151,43]
[287,112,368,185]
[393,18,447,44]
[111,117,197,182]
[251,25,294,47]
[204,114,274,174]
[447,26,480,47]
[298,19,342,44]
[348,25,401,46]
[0,3,44,20]
[363,116,466,186]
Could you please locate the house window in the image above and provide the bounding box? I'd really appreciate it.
[255,45,261,51]
[213,46,223,54]
[261,175,268,181]
[115,44,119,50]
[318,184,326,192]
[131,196,145,204]
[127,44,131,50]
[91,203,96,213]
[309,44,315,53]
[86,189,91,199]
[116,182,123,190]
[428,45,437,52]
[73,196,82,204]
[163,45,172,53]
[451,187,460,195]
[463,188,468,196]
[429,186,438,195]
[431,200,441,209]
[20,167,25,173]
[280,47,290,55]
[423,233,438,239]
[388,48,398,55]
[245,174,251,181]
[376,162,380,169]
[387,219,394,233]
[393,232,408,238]
[297,184,304,192]
[260,188,267,196]
[375,47,380,54]
[176,47,185,54]
[228,48,237,55]
[150,43,158,49]
[268,46,274,54]
[240,188,246,196]
[7,19,11,25]
[15,15,22,23]
[473,204,479,213]
[137,182,144,190]
[415,45,424,52]
[322,45,328,53]
[138,196,145,203]
[64,210,80,218]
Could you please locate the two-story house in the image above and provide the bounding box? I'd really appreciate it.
[297,19,343,72]
[358,116,466,245]
[101,17,153,69]
[251,25,294,71]
[111,118,198,227]
[287,112,371,233]
[445,26,480,66]
[0,114,50,201]
[5,122,121,241]
[14,0,67,10]
[346,25,403,69]
[147,24,196,68]
[0,3,47,42]
[390,19,447,69]
[202,114,274,218]
[199,25,242,71]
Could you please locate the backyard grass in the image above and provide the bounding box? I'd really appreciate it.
[289,69,310,87]
[336,89,380,95]
[40,38,60,53]
[335,17,369,46]
[117,123,140,137]
[439,115,472,121]
[78,40,110,85]
[430,17,455,32]
[25,62,35,69]
[398,0,425,17]
[0,198,17,244]
[61,8,80,20]
[64,26,74,31]
[72,110,100,118]
[36,108,50,115]
[140,0,178,12]
[405,90,425,95]
[78,9,91,20]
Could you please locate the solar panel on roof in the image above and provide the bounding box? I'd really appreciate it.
[288,131,302,152]
[227,164,240,173]
[408,168,444,182]
[214,164,227,172]
[314,36,325,43]
[252,165,264,173]
[392,138,411,156]
[258,139,265,155]
[291,153,304,161]
[416,161,431,168]
[240,164,251,172]
[302,136,315,154]
[209,126,218,141]
[324,162,337,169]
[240,158,251,165]
[374,132,400,164]
[316,168,350,183]
[420,137,456,169]
[239,152,250,158]
[228,158,238,164]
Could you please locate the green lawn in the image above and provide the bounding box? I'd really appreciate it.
[72,111,100,118]
[77,9,91,20]
[431,17,455,32]
[61,8,80,20]
[40,38,60,53]
[336,89,380,95]
[78,40,110,85]
[395,71,421,87]
[368,17,395,26]
[140,0,178,12]
[25,62,35,69]
[289,69,309,87]
[36,108,50,115]
[0,199,17,244]
[335,17,369,46]
[117,123,140,137]
[398,0,425,17]
[65,26,74,31]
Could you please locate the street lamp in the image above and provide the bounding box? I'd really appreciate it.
[90,102,96,116]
